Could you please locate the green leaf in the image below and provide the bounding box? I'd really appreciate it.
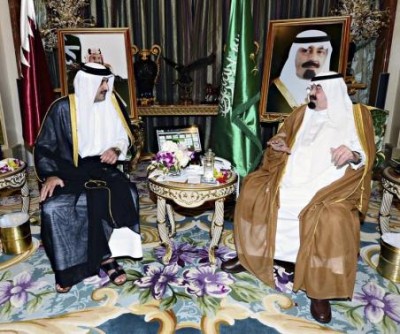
[142,253,158,262]
[0,272,8,281]
[125,269,144,280]
[197,295,221,315]
[0,301,12,316]
[33,291,53,303]
[125,283,140,294]
[181,236,198,246]
[332,302,353,312]
[26,297,41,312]
[233,272,260,285]
[346,308,364,328]
[139,288,153,304]
[160,294,177,310]
[229,282,262,302]
[141,258,158,265]
[382,315,397,334]
[387,281,400,294]
[175,292,192,300]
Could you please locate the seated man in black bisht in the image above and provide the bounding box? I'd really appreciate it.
[34,62,142,293]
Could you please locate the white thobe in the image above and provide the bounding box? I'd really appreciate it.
[77,101,129,160]
[274,108,364,263]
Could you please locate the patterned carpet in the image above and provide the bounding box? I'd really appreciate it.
[0,163,399,334]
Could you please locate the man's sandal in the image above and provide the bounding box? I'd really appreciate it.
[55,284,71,293]
[101,259,127,286]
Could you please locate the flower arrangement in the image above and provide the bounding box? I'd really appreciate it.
[214,169,232,184]
[332,0,390,47]
[148,141,194,175]
[0,158,24,174]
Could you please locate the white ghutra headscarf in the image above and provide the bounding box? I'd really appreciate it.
[280,30,333,106]
[310,71,353,130]
[73,62,129,159]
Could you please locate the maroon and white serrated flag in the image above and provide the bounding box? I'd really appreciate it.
[20,0,54,147]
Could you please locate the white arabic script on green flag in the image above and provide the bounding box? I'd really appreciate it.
[212,0,263,179]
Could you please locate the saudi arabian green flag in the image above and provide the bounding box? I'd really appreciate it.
[211,0,263,179]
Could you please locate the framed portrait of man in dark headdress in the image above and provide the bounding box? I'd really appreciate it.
[58,28,138,119]
[259,16,351,122]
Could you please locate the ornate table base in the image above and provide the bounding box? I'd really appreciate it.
[0,161,29,213]
[379,166,400,234]
[149,174,237,265]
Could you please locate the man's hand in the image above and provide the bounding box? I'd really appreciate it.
[40,176,64,202]
[330,145,359,167]
[267,133,291,154]
[100,148,120,165]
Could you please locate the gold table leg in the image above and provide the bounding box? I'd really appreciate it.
[209,198,225,265]
[166,203,176,237]
[156,196,173,264]
[20,178,30,214]
[379,189,393,235]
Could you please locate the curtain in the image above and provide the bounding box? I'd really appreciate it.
[90,0,225,151]
[33,0,387,152]
[89,0,340,152]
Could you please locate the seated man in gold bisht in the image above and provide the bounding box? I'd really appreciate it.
[222,72,376,324]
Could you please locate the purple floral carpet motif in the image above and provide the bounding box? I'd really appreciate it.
[0,166,399,333]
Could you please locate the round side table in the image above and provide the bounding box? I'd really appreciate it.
[0,160,30,213]
[148,172,237,265]
[379,166,400,234]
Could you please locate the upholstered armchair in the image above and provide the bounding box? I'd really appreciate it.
[368,106,389,174]
[128,118,145,171]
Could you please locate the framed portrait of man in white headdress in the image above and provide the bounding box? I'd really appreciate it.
[259,16,351,122]
[57,28,138,119]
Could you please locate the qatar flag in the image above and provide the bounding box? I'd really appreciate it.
[20,0,54,147]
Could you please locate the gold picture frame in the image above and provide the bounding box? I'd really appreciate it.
[57,28,138,119]
[259,16,351,122]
